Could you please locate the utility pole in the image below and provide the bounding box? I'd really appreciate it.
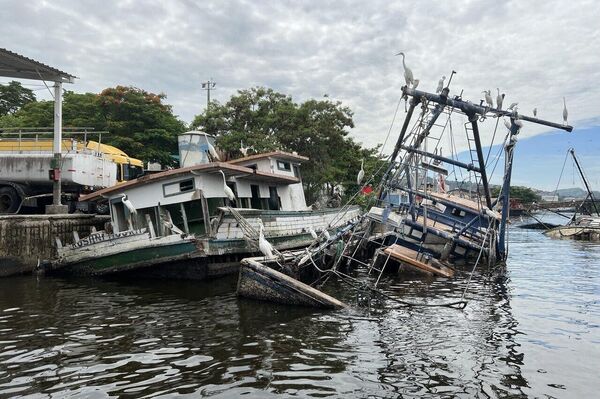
[201,78,216,110]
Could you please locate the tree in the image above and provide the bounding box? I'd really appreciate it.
[491,185,541,203]
[0,81,36,116]
[0,86,186,166]
[192,87,387,204]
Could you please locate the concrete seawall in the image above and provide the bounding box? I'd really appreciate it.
[0,214,109,276]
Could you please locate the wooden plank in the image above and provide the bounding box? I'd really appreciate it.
[384,244,454,278]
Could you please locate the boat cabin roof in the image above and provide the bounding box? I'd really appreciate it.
[228,151,308,165]
[80,161,300,202]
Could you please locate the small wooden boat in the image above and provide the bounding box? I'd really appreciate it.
[237,256,347,309]
[382,244,454,278]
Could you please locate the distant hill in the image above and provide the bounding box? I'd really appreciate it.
[535,187,600,200]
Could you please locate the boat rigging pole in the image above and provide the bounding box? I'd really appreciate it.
[569,148,600,216]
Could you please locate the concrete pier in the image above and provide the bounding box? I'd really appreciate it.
[0,214,109,276]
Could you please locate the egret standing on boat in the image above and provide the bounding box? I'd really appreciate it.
[240,141,251,157]
[496,89,504,110]
[508,102,518,111]
[258,223,274,258]
[483,90,493,108]
[121,194,137,215]
[219,170,236,203]
[357,159,365,185]
[436,76,445,93]
[207,141,220,161]
[563,97,568,125]
[396,52,414,86]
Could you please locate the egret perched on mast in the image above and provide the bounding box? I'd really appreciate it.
[483,90,493,108]
[436,76,445,94]
[396,52,414,86]
[507,102,519,111]
[496,89,504,110]
[562,97,568,125]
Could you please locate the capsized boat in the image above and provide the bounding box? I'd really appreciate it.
[544,148,600,241]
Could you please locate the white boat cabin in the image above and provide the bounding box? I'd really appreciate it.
[81,131,310,237]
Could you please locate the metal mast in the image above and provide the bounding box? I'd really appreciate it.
[201,78,216,110]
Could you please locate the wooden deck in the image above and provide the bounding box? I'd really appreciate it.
[383,244,454,278]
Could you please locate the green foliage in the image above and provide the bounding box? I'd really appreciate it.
[491,185,541,203]
[0,86,186,166]
[0,81,36,116]
[192,87,387,204]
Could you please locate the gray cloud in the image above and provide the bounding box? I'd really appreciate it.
[1,0,599,154]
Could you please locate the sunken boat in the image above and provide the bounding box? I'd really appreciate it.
[47,131,361,278]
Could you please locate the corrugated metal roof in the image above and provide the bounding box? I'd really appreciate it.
[0,48,76,83]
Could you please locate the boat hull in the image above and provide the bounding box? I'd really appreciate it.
[237,258,347,309]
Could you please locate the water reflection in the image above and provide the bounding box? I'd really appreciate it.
[0,218,598,397]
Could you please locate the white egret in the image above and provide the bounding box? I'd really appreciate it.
[533,108,537,117]
[219,170,236,202]
[121,194,137,215]
[356,159,365,185]
[240,141,250,157]
[207,141,220,161]
[514,118,523,128]
[396,52,414,86]
[483,90,493,108]
[436,76,445,93]
[563,97,568,124]
[496,89,504,110]
[308,226,318,240]
[258,223,274,258]
[507,102,518,111]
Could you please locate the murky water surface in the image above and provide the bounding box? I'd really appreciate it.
[1,217,599,398]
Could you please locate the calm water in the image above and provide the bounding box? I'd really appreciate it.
[1,218,599,398]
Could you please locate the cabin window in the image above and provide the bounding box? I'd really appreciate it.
[163,179,195,197]
[451,208,466,217]
[293,165,301,178]
[268,186,280,210]
[116,165,123,182]
[277,160,291,172]
[240,198,250,208]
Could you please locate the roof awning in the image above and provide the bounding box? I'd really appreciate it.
[0,48,75,83]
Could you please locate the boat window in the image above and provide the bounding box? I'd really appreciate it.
[277,160,291,172]
[180,179,194,192]
[451,208,466,217]
[293,165,301,178]
[125,164,144,180]
[163,179,195,197]
[116,164,122,181]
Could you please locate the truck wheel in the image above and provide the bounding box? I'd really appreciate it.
[0,186,21,214]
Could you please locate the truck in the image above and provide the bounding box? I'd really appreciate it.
[0,128,144,214]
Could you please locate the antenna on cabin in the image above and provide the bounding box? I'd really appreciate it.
[201,78,216,111]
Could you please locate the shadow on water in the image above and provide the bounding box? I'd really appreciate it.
[0,218,599,397]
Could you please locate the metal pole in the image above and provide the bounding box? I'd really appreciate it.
[570,148,600,216]
[497,135,516,259]
[52,82,62,206]
[469,116,493,209]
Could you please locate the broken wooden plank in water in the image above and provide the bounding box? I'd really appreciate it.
[237,258,347,309]
[383,244,454,278]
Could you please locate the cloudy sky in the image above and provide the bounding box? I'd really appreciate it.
[2,0,599,189]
